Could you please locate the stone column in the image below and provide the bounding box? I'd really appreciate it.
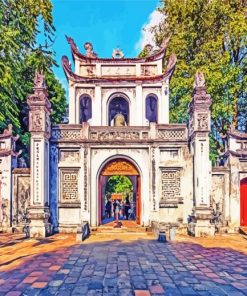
[188,71,215,237]
[27,72,52,238]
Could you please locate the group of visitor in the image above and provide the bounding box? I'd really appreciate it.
[105,196,131,220]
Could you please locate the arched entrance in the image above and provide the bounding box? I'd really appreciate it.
[240,178,247,226]
[98,158,141,225]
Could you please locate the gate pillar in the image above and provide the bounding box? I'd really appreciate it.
[27,72,52,238]
[188,71,215,237]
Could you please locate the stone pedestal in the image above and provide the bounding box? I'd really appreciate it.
[189,207,215,237]
[29,206,52,238]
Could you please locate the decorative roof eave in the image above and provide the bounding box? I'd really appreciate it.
[66,35,166,64]
[228,150,247,158]
[228,130,247,140]
[62,54,176,84]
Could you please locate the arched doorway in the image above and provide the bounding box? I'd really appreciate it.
[240,178,247,226]
[108,96,129,126]
[98,158,141,225]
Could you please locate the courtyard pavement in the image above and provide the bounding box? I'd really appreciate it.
[0,233,247,296]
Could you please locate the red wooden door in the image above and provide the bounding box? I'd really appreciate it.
[98,175,103,225]
[240,178,247,226]
[136,176,141,225]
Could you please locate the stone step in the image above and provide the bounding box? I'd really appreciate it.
[91,228,148,232]
[239,226,247,236]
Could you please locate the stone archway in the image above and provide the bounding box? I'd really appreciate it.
[240,178,247,226]
[98,158,141,225]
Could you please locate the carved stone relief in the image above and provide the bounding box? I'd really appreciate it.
[31,112,43,131]
[91,131,140,141]
[60,151,80,162]
[80,65,96,76]
[60,169,79,203]
[160,169,181,205]
[141,65,157,76]
[76,88,95,98]
[197,113,208,130]
[12,175,30,226]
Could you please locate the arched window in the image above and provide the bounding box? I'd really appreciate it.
[108,96,129,126]
[146,94,157,123]
[79,95,92,123]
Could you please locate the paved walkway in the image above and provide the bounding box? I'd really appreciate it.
[0,234,247,296]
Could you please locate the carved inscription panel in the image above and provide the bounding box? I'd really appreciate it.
[160,169,181,203]
[101,65,136,76]
[60,169,79,203]
[141,65,157,76]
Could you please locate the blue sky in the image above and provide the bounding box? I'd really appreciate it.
[51,0,161,90]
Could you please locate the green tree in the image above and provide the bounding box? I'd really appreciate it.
[153,0,247,161]
[105,176,133,195]
[0,0,66,161]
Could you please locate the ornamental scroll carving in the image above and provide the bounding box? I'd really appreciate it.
[102,160,139,176]
[31,112,43,131]
[160,169,181,204]
[91,131,140,141]
[60,169,79,203]
[197,113,208,130]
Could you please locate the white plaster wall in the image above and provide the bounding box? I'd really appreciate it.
[157,145,193,224]
[90,147,150,226]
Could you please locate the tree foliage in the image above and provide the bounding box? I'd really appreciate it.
[105,176,133,195]
[153,0,247,160]
[0,0,66,160]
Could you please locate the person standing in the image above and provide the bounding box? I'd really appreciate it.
[105,200,112,218]
[124,195,131,220]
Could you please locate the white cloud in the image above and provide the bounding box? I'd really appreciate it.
[135,9,164,54]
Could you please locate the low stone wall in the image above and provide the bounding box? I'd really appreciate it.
[12,168,30,231]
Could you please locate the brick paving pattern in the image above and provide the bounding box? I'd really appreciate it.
[1,237,247,295]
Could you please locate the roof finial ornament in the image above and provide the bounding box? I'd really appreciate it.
[34,71,45,88]
[194,70,206,88]
[144,44,153,56]
[112,47,124,59]
[84,42,98,58]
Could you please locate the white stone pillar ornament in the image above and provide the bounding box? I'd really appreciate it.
[188,70,215,237]
[27,72,52,238]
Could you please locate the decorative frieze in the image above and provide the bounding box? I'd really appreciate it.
[158,130,186,141]
[60,151,80,162]
[76,87,95,98]
[60,169,79,203]
[160,169,182,206]
[52,129,83,140]
[90,131,140,141]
